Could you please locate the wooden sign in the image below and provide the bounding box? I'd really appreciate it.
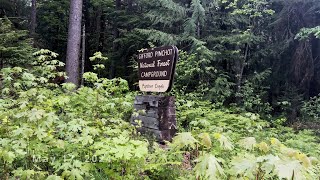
[138,46,178,92]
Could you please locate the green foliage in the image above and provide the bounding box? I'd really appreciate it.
[296,26,320,40]
[144,0,186,26]
[0,50,145,179]
[236,69,273,115]
[171,103,320,179]
[37,0,70,57]
[2,0,320,178]
[0,49,320,179]
[171,132,198,150]
[173,50,233,105]
[0,17,34,67]
[24,0,320,125]
[173,95,320,176]
[194,153,225,180]
[88,52,108,77]
[137,0,212,57]
[139,0,277,117]
[135,29,178,46]
[301,94,320,122]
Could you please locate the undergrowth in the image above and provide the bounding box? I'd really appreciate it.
[0,50,319,179]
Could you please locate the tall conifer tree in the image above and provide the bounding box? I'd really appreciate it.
[66,0,83,86]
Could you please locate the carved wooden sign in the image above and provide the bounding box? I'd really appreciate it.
[138,46,178,92]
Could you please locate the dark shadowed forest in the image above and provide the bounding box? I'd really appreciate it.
[0,0,320,179]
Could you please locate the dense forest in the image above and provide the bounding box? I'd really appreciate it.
[1,0,320,179]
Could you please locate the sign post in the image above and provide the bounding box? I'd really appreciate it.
[131,46,178,141]
[138,46,178,92]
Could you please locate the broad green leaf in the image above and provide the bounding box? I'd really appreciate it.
[214,133,233,150]
[171,132,198,149]
[270,138,281,146]
[198,133,212,148]
[230,154,257,179]
[275,159,304,180]
[1,150,15,163]
[69,168,84,180]
[194,153,225,180]
[28,108,46,121]
[34,127,47,140]
[238,137,256,150]
[257,154,280,175]
[46,175,63,180]
[257,141,269,153]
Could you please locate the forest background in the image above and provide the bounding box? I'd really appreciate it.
[1,0,320,179]
[2,0,320,123]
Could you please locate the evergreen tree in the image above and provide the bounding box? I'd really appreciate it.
[66,0,83,86]
[24,0,320,121]
[0,17,34,68]
[37,0,69,60]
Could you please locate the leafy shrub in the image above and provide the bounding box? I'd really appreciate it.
[301,94,320,122]
[0,50,146,179]
[0,50,319,179]
[236,69,272,116]
[168,131,320,180]
[175,97,320,179]
[174,51,234,105]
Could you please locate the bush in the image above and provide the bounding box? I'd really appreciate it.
[0,50,319,179]
[301,94,320,122]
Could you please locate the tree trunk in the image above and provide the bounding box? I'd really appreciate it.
[235,59,244,103]
[10,0,18,16]
[95,7,102,52]
[235,44,248,104]
[66,0,83,87]
[127,0,133,13]
[197,21,200,38]
[30,0,37,37]
[110,0,121,79]
[81,24,86,86]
